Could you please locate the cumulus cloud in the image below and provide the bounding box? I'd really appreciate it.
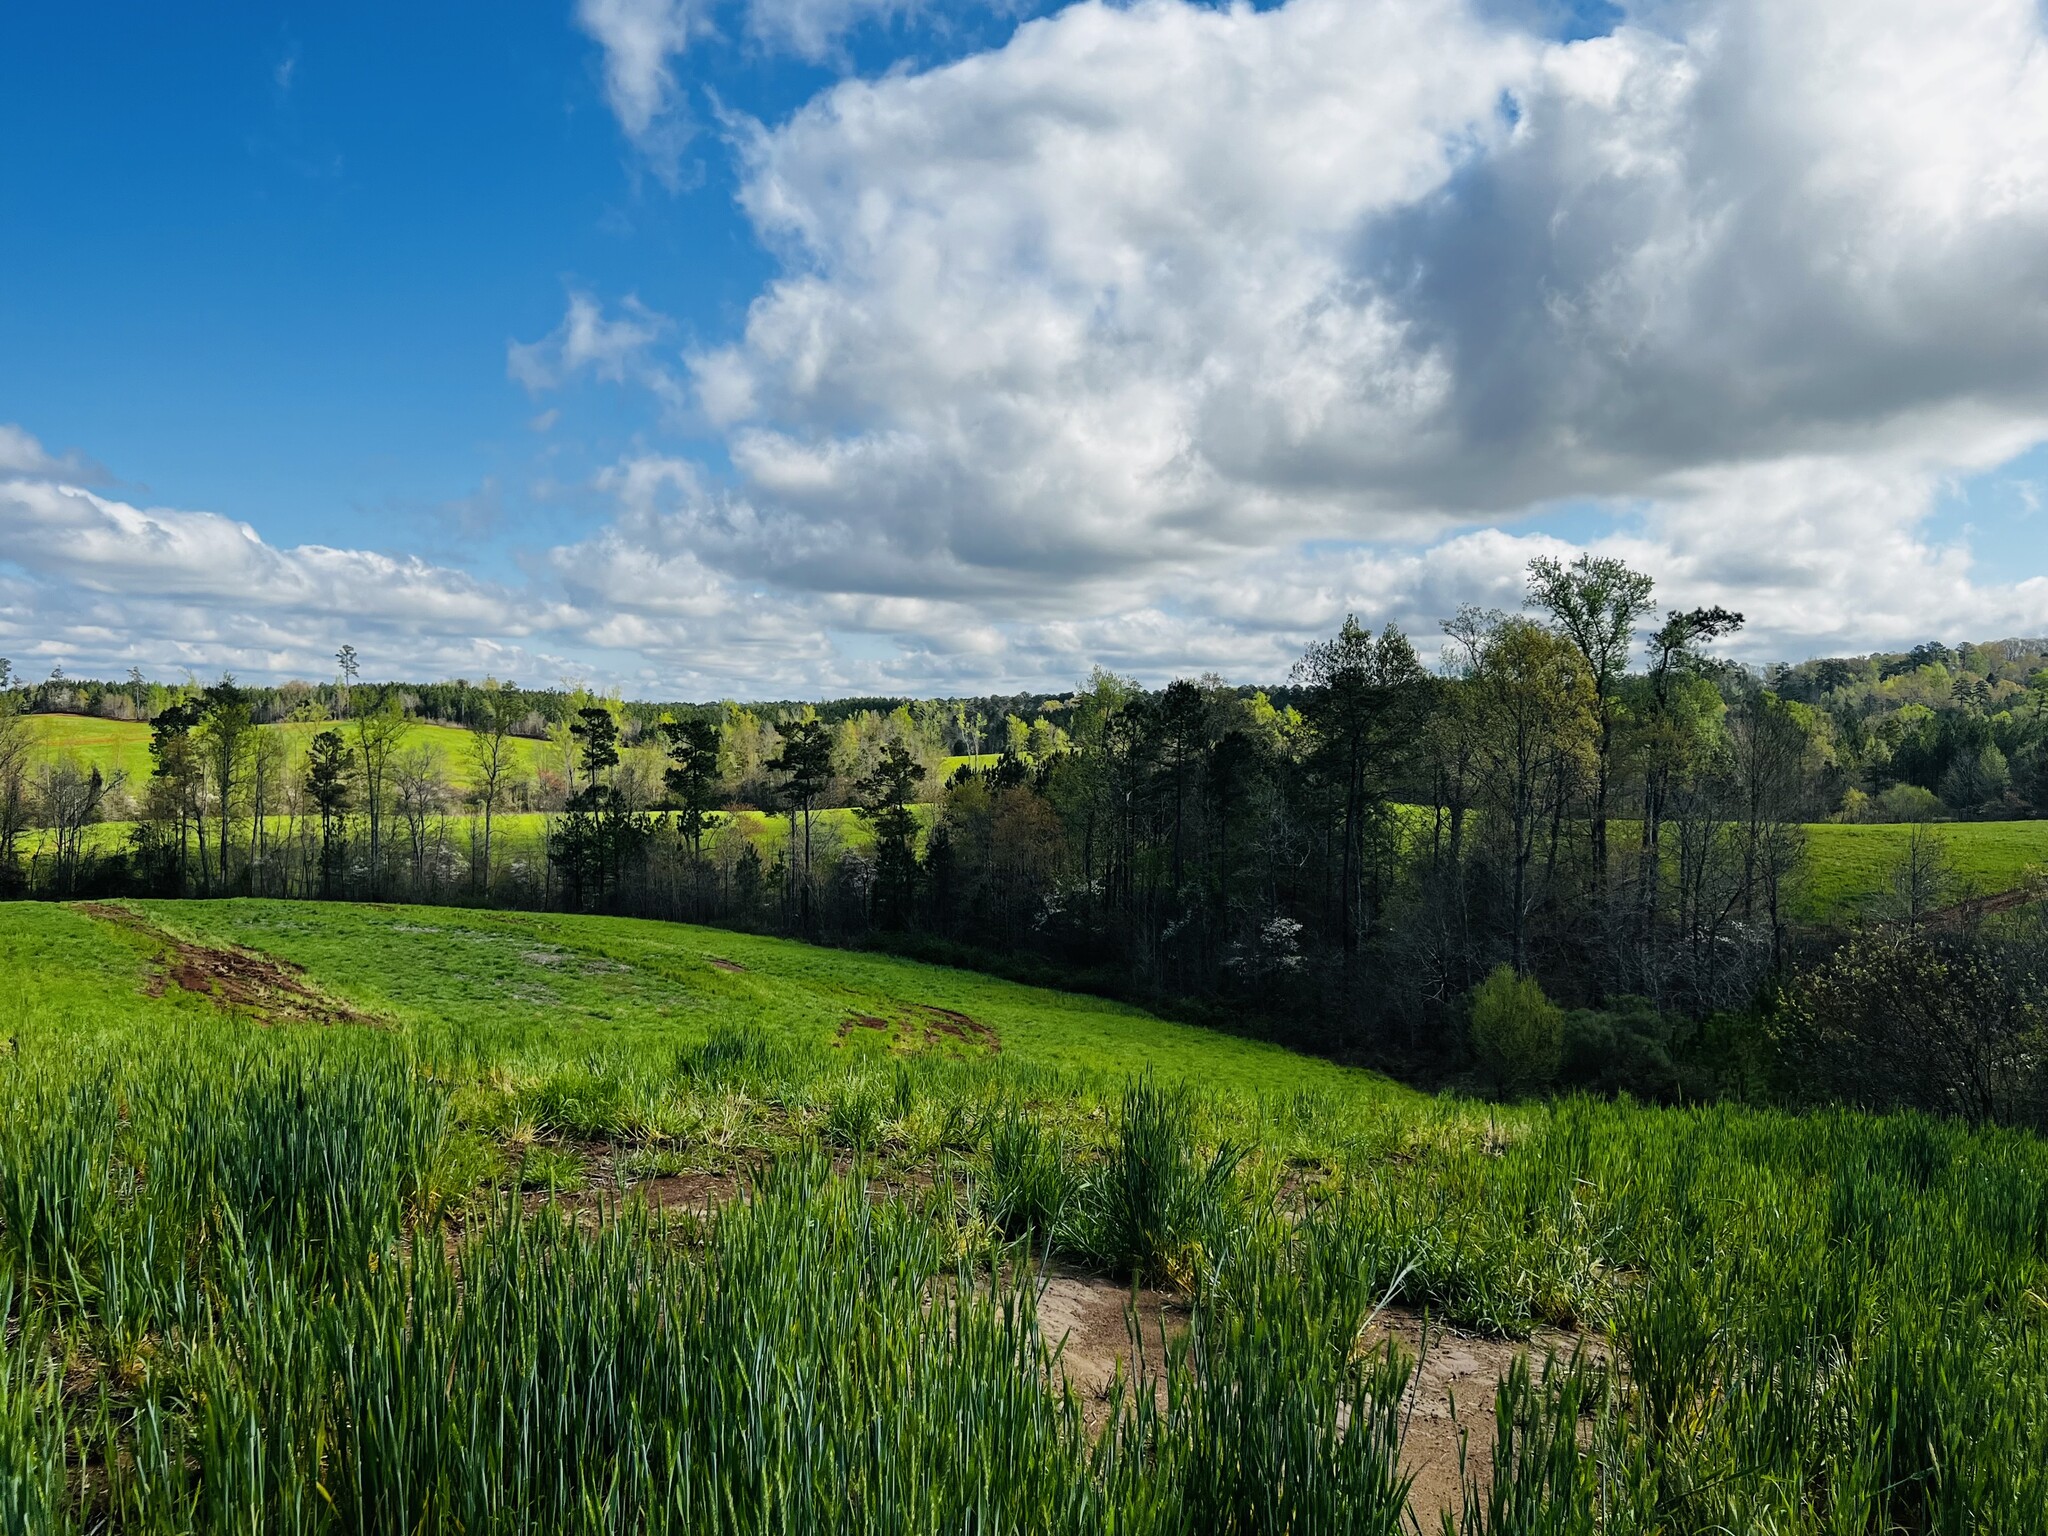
[27,0,2048,695]
[530,0,2048,681]
[0,424,100,482]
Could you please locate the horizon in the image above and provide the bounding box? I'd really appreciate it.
[5,0,2048,695]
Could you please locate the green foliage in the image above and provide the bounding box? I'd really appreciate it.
[979,1106,1077,1240]
[1074,1076,1244,1285]
[1556,998,1680,1101]
[1468,966,1563,1094]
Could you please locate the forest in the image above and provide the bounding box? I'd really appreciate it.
[4,554,2046,1124]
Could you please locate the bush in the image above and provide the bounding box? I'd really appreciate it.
[1558,998,1680,1101]
[1780,925,2048,1128]
[1469,966,1563,1095]
[1874,783,1944,822]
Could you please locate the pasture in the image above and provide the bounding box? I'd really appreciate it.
[1,897,2044,1530]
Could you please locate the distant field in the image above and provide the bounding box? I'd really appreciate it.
[1797,820,2048,919]
[21,713,565,790]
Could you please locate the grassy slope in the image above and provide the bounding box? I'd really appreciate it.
[1798,820,2048,918]
[7,898,1391,1102]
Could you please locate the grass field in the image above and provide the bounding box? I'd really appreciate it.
[3,895,2046,1529]
[20,713,565,791]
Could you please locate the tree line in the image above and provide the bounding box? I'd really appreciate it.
[3,557,2045,1122]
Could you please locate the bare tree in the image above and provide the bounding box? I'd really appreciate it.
[352,694,410,896]
[34,757,122,894]
[465,677,520,898]
[0,662,30,885]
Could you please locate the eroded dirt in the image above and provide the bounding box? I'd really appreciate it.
[1362,1311,1604,1524]
[705,956,748,973]
[75,903,378,1026]
[1027,1270,1605,1527]
[1032,1270,1185,1431]
[833,1005,1001,1054]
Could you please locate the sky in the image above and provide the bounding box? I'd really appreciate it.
[3,0,2048,699]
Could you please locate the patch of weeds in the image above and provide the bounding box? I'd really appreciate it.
[618,1146,695,1181]
[1074,1074,1244,1286]
[824,1073,889,1149]
[979,1106,1077,1240]
[516,1144,586,1193]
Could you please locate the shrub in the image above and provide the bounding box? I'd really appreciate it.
[1469,966,1563,1095]
[1075,1075,1242,1285]
[1780,925,2048,1128]
[1874,783,1944,822]
[1558,998,1680,1102]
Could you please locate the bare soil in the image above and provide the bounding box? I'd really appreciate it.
[833,1005,1001,1054]
[1029,1267,1605,1528]
[75,902,378,1027]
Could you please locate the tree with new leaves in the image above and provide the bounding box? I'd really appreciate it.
[465,677,520,896]
[352,694,410,897]
[855,739,926,928]
[199,676,254,893]
[1444,610,1598,973]
[770,716,835,931]
[1526,555,1655,892]
[1637,605,1745,931]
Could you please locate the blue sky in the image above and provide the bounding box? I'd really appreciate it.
[3,0,2046,697]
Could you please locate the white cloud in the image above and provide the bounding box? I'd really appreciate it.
[526,0,2048,681]
[742,0,922,62]
[509,290,670,389]
[0,424,96,481]
[575,0,704,181]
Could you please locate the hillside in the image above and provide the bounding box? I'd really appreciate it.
[14,898,1371,1098]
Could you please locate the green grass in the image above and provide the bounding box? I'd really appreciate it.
[22,899,1382,1099]
[1797,819,2048,918]
[3,896,2048,1528]
[20,714,563,792]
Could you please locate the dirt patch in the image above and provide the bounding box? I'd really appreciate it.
[1363,1310,1608,1526]
[917,1006,1001,1052]
[833,1005,1001,1055]
[75,903,377,1027]
[1032,1270,1185,1432]
[1018,1275,1605,1526]
[706,956,747,973]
